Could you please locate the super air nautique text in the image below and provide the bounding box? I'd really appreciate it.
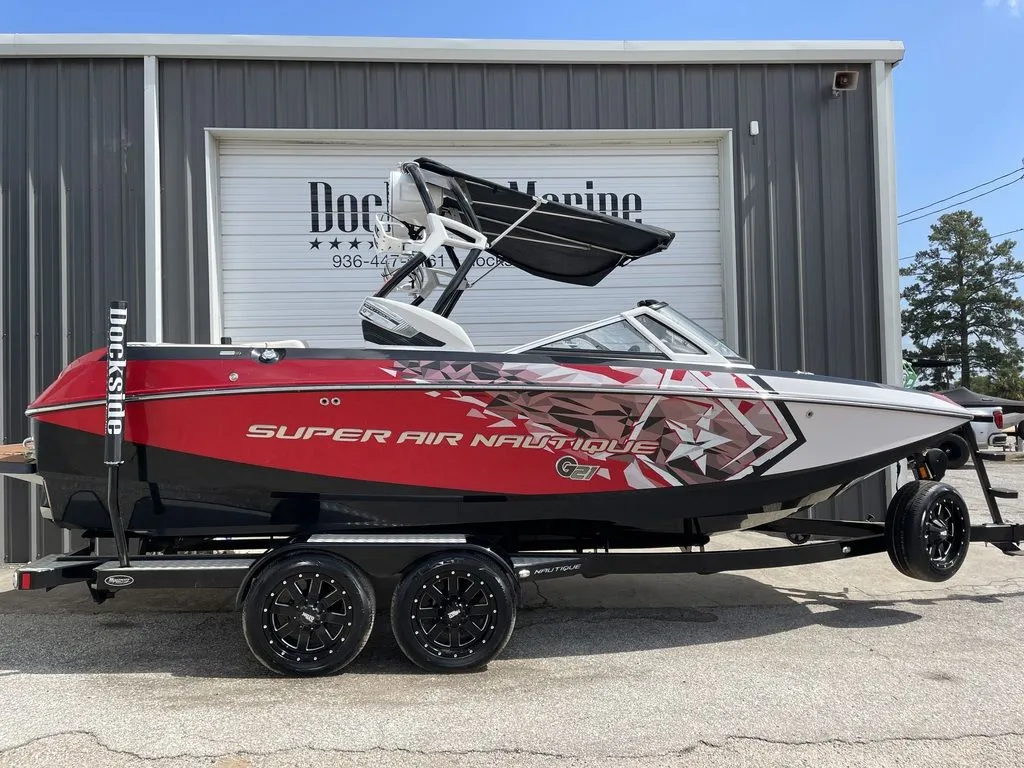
[245,424,659,455]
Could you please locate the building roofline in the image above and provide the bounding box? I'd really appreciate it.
[0,33,905,64]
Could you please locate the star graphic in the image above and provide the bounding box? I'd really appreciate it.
[663,419,731,473]
[329,238,341,250]
[348,238,362,250]
[309,238,322,249]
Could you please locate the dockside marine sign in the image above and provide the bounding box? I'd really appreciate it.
[305,175,645,270]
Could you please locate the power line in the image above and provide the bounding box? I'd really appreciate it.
[896,172,1024,226]
[992,227,1024,239]
[898,227,1023,262]
[898,165,1024,219]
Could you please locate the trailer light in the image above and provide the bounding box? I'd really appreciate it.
[18,572,31,590]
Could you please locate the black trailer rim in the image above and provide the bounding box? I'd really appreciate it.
[262,572,355,665]
[410,568,499,660]
[923,498,966,569]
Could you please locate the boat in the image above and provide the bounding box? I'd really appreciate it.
[5,158,1022,677]
[14,158,973,553]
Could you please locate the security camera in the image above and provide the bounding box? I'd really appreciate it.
[831,70,859,97]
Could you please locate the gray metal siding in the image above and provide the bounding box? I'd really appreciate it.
[159,58,881,520]
[0,58,145,561]
[160,60,878,371]
[0,55,883,562]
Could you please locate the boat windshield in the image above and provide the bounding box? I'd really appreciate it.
[654,305,746,362]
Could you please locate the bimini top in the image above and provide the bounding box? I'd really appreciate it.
[940,386,1024,414]
[414,158,676,286]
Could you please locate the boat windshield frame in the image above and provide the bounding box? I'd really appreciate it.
[647,303,747,363]
[506,300,751,368]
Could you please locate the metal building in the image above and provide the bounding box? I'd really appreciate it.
[0,34,904,562]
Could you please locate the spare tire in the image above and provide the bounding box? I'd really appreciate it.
[935,433,970,470]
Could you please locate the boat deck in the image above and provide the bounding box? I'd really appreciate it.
[0,443,35,476]
[0,443,28,459]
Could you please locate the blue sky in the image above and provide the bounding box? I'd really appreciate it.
[2,0,1021,270]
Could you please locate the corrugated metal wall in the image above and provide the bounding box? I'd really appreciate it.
[0,58,146,562]
[0,55,885,561]
[158,58,883,520]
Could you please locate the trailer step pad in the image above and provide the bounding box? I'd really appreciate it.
[979,451,1007,462]
[988,487,1019,499]
[993,543,1023,556]
[96,558,255,571]
[95,558,255,590]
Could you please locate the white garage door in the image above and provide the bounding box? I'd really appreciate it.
[212,136,726,351]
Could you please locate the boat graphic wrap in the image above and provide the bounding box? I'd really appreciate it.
[391,360,804,488]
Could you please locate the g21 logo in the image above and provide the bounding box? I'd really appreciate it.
[555,456,599,481]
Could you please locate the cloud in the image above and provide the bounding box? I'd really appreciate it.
[984,0,1021,16]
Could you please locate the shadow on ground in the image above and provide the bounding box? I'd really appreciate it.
[1,571,1019,680]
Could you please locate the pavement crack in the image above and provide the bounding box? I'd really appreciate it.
[4,730,1024,763]
[840,633,896,661]
[523,581,553,610]
[0,731,149,760]
[695,731,1024,750]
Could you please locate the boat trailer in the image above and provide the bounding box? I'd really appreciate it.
[1,302,1022,675]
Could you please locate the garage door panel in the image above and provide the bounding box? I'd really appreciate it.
[217,230,725,258]
[213,139,726,351]
[218,140,720,156]
[218,155,722,179]
[218,210,722,237]
[218,142,720,160]
[219,180,721,211]
[219,263,725,292]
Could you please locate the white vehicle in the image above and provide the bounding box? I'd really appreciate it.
[929,388,1024,468]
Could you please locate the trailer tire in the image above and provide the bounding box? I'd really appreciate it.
[885,480,970,582]
[242,553,375,676]
[936,434,969,470]
[390,551,516,673]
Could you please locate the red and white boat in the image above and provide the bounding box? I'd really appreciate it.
[17,158,972,552]
[5,158,1021,678]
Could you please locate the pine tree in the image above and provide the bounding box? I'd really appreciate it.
[900,210,1024,389]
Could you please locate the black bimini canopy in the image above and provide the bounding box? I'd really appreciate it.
[941,386,1024,414]
[414,158,676,286]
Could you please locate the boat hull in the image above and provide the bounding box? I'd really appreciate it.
[25,348,972,548]
[32,418,954,547]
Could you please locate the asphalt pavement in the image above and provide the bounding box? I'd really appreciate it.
[1,459,1023,767]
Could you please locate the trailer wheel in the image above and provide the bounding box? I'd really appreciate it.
[390,551,516,672]
[885,480,970,582]
[241,553,375,676]
[936,433,969,470]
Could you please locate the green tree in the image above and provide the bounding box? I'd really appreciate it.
[900,210,1024,388]
[988,361,1024,400]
